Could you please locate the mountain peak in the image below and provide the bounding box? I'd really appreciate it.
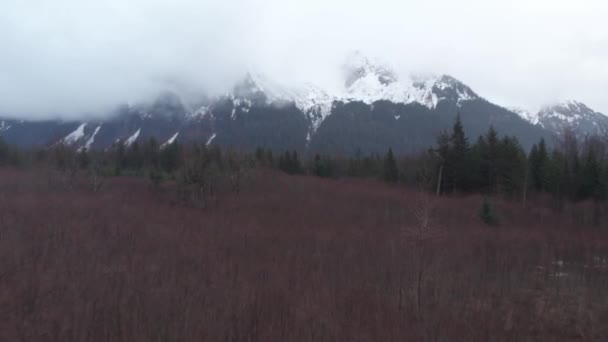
[533,100,608,136]
[509,107,540,125]
[410,74,479,106]
[539,100,598,118]
[434,75,478,100]
[542,100,592,114]
[342,51,398,88]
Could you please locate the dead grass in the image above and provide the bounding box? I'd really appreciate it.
[0,167,607,341]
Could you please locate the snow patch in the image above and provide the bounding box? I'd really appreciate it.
[161,132,179,148]
[62,123,87,145]
[206,133,216,146]
[78,125,101,151]
[0,121,11,131]
[189,105,209,118]
[224,53,480,137]
[510,107,540,125]
[125,128,141,147]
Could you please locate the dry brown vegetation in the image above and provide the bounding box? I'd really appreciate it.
[1,167,608,341]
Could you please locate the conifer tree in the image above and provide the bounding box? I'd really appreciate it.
[160,141,181,173]
[580,144,603,200]
[291,150,302,174]
[497,136,527,196]
[529,138,548,192]
[383,148,399,183]
[484,126,499,192]
[449,114,469,192]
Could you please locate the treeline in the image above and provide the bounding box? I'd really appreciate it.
[2,115,608,208]
[431,115,608,206]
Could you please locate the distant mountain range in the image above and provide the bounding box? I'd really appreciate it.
[0,52,604,154]
[511,100,608,137]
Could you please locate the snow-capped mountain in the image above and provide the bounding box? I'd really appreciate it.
[223,72,335,134]
[509,107,539,125]
[0,52,549,154]
[537,101,608,136]
[209,52,481,138]
[514,101,608,137]
[341,52,479,109]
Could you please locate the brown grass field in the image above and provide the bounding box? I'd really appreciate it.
[1,167,607,341]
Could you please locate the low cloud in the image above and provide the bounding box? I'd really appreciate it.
[1,0,608,119]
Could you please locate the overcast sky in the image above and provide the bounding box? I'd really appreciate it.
[1,0,608,119]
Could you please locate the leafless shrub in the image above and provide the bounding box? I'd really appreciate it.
[0,168,606,341]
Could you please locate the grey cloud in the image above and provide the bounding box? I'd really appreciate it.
[1,0,608,119]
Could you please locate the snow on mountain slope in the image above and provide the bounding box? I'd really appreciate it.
[62,123,87,145]
[512,100,608,136]
[125,128,141,147]
[341,52,479,108]
[161,132,179,148]
[535,100,608,135]
[539,101,593,125]
[221,53,480,135]
[243,72,334,116]
[342,51,397,88]
[0,121,12,132]
[206,133,216,146]
[79,125,102,151]
[291,83,334,132]
[510,107,540,125]
[219,72,335,133]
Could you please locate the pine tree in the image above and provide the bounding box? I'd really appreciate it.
[265,150,274,166]
[497,136,527,197]
[479,198,499,226]
[449,114,470,192]
[529,138,548,192]
[126,142,144,171]
[160,141,181,173]
[579,144,603,200]
[255,147,265,163]
[485,126,499,192]
[561,131,580,200]
[313,154,324,177]
[78,148,90,169]
[291,151,302,174]
[278,151,289,173]
[143,138,160,170]
[278,150,302,175]
[114,142,126,175]
[0,136,10,166]
[313,154,333,178]
[383,148,399,183]
[544,150,566,210]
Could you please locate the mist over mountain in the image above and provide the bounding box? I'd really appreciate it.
[0,52,559,154]
[2,0,608,154]
[511,101,608,138]
[3,0,608,119]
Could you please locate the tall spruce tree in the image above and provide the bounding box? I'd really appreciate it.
[449,114,470,192]
[478,126,499,193]
[291,151,302,175]
[529,138,548,192]
[383,148,399,183]
[497,136,527,197]
[580,144,603,200]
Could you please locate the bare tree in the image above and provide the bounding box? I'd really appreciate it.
[88,155,105,193]
[53,145,79,190]
[400,159,445,318]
